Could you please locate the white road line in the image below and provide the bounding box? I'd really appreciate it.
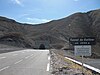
[46,54,50,71]
[25,54,34,59]
[25,56,30,59]
[46,63,50,71]
[0,66,10,71]
[65,57,100,73]
[48,56,50,60]
[14,59,23,64]
[0,57,6,59]
[13,54,18,56]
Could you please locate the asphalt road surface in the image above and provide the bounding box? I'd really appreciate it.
[0,49,50,75]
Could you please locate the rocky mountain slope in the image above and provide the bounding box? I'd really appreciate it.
[0,9,100,54]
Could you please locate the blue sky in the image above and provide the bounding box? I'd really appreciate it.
[0,0,100,24]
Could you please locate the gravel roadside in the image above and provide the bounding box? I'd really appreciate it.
[50,50,84,75]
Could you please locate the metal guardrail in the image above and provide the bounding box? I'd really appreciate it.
[65,57,100,74]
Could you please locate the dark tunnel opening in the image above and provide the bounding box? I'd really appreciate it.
[39,44,45,49]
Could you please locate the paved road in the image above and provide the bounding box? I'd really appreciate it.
[0,49,50,75]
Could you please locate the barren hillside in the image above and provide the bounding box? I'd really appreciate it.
[0,9,100,54]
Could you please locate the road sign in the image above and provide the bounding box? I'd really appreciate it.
[69,37,96,45]
[74,45,91,56]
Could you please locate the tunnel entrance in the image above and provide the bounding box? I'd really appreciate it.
[39,44,45,49]
[34,41,49,49]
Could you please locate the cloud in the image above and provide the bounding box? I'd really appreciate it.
[26,17,51,24]
[20,14,29,17]
[11,0,23,6]
[15,0,21,5]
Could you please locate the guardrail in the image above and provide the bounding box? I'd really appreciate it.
[65,57,100,74]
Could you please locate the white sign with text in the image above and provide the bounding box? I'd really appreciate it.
[74,45,91,56]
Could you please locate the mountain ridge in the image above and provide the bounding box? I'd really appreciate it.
[0,9,100,54]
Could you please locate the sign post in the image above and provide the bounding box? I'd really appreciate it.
[82,55,84,75]
[74,45,91,74]
[69,37,96,75]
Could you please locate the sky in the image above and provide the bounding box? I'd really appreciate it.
[0,0,100,24]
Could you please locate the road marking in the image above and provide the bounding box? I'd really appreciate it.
[65,57,100,73]
[14,59,23,64]
[13,54,18,56]
[46,63,50,71]
[25,56,30,59]
[48,56,50,60]
[0,66,10,71]
[0,57,6,59]
[25,54,34,59]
